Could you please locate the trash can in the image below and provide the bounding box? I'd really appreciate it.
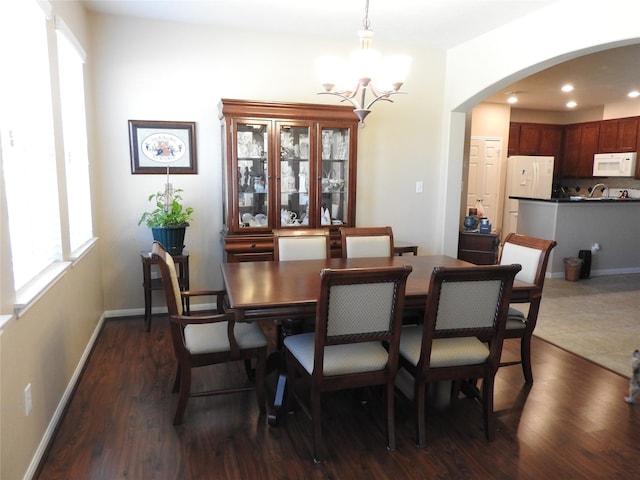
[563,257,583,282]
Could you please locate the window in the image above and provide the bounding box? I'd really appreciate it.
[56,21,93,253]
[0,0,61,291]
[0,0,94,304]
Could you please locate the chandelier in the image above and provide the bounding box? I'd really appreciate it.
[316,0,411,124]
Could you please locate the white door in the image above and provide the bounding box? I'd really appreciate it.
[467,137,502,227]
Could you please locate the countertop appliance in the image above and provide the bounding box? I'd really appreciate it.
[503,155,554,235]
[593,152,637,177]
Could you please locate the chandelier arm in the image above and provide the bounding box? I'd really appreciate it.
[365,93,395,111]
[318,91,359,110]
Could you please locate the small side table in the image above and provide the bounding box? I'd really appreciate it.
[457,231,499,265]
[140,251,189,331]
[394,241,418,256]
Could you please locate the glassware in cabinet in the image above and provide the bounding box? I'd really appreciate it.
[320,126,350,226]
[236,122,269,228]
[278,123,311,227]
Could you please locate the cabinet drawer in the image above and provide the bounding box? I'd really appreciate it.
[458,232,499,265]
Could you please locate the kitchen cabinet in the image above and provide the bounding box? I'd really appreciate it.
[508,122,563,175]
[561,122,600,178]
[457,231,499,265]
[219,99,358,262]
[598,117,639,153]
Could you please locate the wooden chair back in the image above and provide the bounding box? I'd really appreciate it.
[500,232,557,289]
[339,226,394,258]
[419,264,521,373]
[273,228,331,261]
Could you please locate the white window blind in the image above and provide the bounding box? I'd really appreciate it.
[0,0,61,290]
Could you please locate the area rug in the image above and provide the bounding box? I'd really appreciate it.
[532,273,640,378]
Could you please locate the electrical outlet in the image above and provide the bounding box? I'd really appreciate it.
[24,383,32,416]
[416,181,424,193]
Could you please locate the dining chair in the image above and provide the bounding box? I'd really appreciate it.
[273,228,332,339]
[151,241,267,425]
[398,264,521,447]
[273,228,331,261]
[283,264,412,462]
[340,226,394,258]
[499,232,557,384]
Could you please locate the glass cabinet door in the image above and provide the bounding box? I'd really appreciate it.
[236,122,269,229]
[277,123,311,227]
[320,126,350,227]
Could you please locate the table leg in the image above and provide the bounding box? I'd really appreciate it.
[266,317,305,426]
[142,259,153,332]
[269,371,287,426]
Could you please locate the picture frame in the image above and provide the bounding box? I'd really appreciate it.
[129,120,197,174]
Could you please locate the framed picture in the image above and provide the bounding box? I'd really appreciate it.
[129,120,197,174]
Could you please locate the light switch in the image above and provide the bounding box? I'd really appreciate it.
[416,181,424,193]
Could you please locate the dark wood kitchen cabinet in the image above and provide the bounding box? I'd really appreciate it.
[562,121,600,178]
[457,231,499,265]
[508,122,563,174]
[598,117,639,153]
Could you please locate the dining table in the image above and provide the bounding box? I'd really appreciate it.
[220,254,539,425]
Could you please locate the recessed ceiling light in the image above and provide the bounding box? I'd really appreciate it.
[507,96,518,104]
[561,84,574,93]
[628,90,640,98]
[566,101,577,108]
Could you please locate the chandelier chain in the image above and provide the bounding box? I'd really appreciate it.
[362,0,371,30]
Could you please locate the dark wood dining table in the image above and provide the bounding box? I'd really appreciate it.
[220,254,539,424]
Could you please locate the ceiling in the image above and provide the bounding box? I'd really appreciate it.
[82,0,640,112]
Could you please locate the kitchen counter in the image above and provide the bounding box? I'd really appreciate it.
[514,198,640,277]
[510,196,640,203]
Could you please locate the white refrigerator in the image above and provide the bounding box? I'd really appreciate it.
[503,155,554,235]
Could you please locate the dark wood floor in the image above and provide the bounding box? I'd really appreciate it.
[36,315,640,480]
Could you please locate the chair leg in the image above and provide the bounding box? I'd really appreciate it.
[482,374,496,442]
[172,364,181,394]
[173,363,191,426]
[311,386,323,463]
[521,334,534,384]
[415,378,426,448]
[244,359,255,381]
[386,381,396,451]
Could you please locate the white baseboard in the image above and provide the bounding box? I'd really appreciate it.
[549,267,640,279]
[104,302,219,319]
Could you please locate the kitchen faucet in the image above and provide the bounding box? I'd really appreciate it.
[588,183,609,197]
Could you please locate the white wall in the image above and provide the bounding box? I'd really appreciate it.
[89,13,446,311]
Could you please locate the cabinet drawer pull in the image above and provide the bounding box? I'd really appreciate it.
[251,243,257,248]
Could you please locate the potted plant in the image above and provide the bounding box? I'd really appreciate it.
[139,188,194,255]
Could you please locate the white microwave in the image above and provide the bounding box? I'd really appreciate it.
[593,152,637,177]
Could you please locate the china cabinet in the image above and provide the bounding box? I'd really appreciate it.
[219,99,358,262]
